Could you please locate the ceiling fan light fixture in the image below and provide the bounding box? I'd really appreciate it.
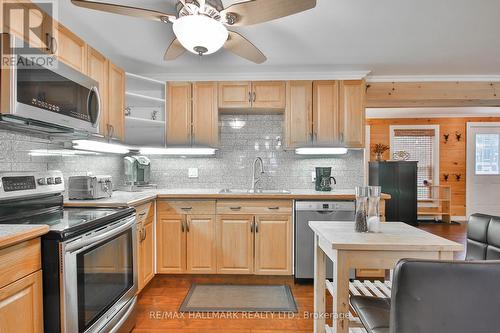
[172,15,228,55]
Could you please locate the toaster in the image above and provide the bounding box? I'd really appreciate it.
[68,175,113,200]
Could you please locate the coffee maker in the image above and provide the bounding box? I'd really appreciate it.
[124,156,151,185]
[315,167,337,191]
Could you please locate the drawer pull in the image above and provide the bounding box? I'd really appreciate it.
[138,212,147,217]
[181,207,193,211]
[230,206,242,211]
[268,206,280,210]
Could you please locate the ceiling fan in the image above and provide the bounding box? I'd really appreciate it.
[71,0,317,64]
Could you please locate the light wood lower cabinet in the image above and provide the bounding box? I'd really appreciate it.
[215,201,293,276]
[157,200,217,274]
[0,237,44,333]
[136,201,155,292]
[0,271,43,333]
[216,215,254,274]
[157,214,186,273]
[186,215,217,274]
[254,215,292,275]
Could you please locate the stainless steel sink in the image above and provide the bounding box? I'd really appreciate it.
[219,188,291,194]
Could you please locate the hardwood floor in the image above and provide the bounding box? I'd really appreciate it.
[133,222,467,332]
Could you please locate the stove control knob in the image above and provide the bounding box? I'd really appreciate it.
[37,178,47,185]
[55,177,62,184]
[46,177,55,185]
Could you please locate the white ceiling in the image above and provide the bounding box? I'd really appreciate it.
[57,0,500,79]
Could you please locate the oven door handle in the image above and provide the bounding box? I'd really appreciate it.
[65,215,136,253]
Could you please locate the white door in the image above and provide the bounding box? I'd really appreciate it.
[466,122,500,217]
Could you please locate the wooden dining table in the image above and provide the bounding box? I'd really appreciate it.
[309,221,464,333]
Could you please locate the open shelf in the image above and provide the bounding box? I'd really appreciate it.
[125,116,165,127]
[417,185,451,223]
[125,92,165,107]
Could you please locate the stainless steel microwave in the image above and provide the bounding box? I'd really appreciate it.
[0,33,101,133]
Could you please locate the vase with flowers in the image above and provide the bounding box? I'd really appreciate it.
[372,143,390,161]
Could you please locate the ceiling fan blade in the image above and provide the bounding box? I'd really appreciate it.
[164,38,186,61]
[71,0,176,23]
[224,31,266,64]
[221,0,316,26]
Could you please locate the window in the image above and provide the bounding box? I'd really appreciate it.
[476,134,500,175]
[391,126,439,199]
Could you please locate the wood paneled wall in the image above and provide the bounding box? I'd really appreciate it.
[367,117,500,216]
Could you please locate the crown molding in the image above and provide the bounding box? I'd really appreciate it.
[145,70,371,82]
[366,75,500,83]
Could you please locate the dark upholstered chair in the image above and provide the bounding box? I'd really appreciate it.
[351,259,500,333]
[466,213,500,260]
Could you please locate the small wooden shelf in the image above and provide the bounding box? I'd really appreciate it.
[417,185,451,223]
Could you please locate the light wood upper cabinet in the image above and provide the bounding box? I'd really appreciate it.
[218,81,252,109]
[218,81,286,110]
[0,271,43,333]
[339,80,366,148]
[54,23,86,73]
[313,80,340,145]
[2,0,47,49]
[216,214,254,274]
[157,214,186,273]
[86,46,108,137]
[192,82,218,146]
[254,215,292,275]
[167,82,192,145]
[285,80,366,148]
[167,82,219,146]
[285,81,313,147]
[107,62,125,141]
[252,81,286,109]
[186,215,217,273]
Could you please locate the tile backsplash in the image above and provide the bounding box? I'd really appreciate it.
[0,129,123,193]
[148,114,364,190]
[0,114,364,191]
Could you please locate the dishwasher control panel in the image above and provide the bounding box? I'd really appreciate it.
[295,200,355,212]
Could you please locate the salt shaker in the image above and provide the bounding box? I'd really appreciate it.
[354,186,368,232]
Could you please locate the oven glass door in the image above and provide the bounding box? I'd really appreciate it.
[76,229,133,332]
[16,55,99,126]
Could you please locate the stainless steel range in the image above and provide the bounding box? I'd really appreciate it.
[0,171,137,333]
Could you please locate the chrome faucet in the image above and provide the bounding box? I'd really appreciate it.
[250,157,265,193]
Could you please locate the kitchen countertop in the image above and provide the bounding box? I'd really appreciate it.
[0,225,49,249]
[64,189,391,207]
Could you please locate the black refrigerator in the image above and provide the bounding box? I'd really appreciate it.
[369,161,418,226]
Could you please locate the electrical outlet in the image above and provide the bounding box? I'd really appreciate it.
[188,168,199,178]
[311,171,316,183]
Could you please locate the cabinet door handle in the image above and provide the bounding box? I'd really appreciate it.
[340,132,344,143]
[45,33,51,51]
[268,206,280,210]
[142,226,147,241]
[255,220,259,233]
[230,206,242,211]
[181,221,185,233]
[250,221,254,233]
[51,36,57,54]
[248,92,252,103]
[185,220,190,232]
[253,92,256,102]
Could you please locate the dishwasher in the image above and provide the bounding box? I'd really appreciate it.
[294,200,355,283]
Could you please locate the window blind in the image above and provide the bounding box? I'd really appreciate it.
[392,130,435,199]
